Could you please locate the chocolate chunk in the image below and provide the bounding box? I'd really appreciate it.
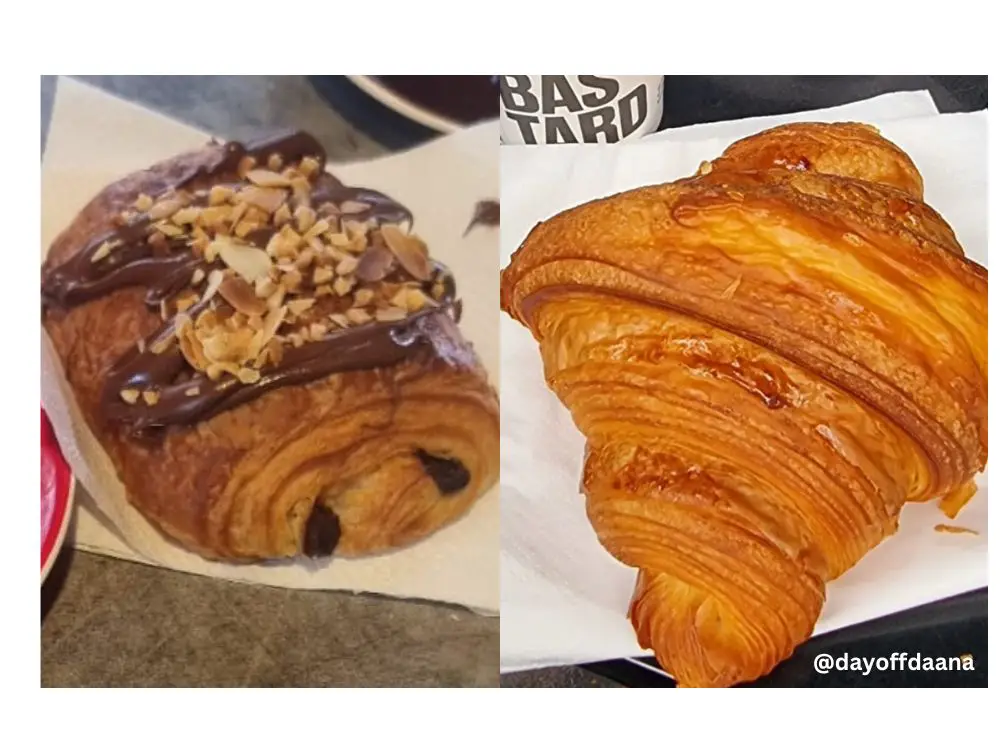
[415,450,470,495]
[303,503,341,557]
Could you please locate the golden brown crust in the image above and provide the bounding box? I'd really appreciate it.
[44,141,499,561]
[500,122,986,687]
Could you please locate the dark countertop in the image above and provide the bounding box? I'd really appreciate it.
[40,75,498,688]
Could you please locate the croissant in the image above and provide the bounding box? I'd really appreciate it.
[43,130,499,562]
[500,123,987,687]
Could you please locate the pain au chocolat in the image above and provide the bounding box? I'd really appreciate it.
[500,123,987,687]
[42,130,499,562]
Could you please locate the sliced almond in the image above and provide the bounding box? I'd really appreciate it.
[355,244,395,282]
[309,322,328,340]
[353,288,375,308]
[299,157,321,177]
[329,313,350,328]
[287,298,316,317]
[382,225,431,281]
[267,153,284,171]
[148,196,187,221]
[219,275,269,316]
[184,385,201,397]
[142,390,160,406]
[238,186,288,214]
[333,275,356,297]
[261,305,287,344]
[339,200,371,215]
[287,333,305,348]
[214,239,273,282]
[90,240,114,262]
[345,307,372,325]
[246,169,292,188]
[376,306,408,322]
[315,284,333,297]
[202,269,226,302]
[295,205,317,233]
[307,236,326,255]
[120,388,140,405]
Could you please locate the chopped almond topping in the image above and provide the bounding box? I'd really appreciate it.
[148,196,187,221]
[237,155,257,179]
[376,306,408,322]
[273,202,292,226]
[313,266,334,285]
[142,390,161,406]
[120,389,140,405]
[353,288,374,307]
[246,169,292,188]
[287,298,316,317]
[295,205,317,233]
[299,157,321,177]
[333,275,356,296]
[346,308,372,325]
[134,193,154,212]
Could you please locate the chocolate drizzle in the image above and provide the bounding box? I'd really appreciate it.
[40,129,468,435]
[42,131,412,311]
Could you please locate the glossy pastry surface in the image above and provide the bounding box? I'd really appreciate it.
[43,130,499,562]
[501,122,986,687]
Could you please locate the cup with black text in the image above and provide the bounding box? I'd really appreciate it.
[499,75,664,144]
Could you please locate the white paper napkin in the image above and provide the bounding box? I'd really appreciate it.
[41,77,500,614]
[500,97,988,669]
